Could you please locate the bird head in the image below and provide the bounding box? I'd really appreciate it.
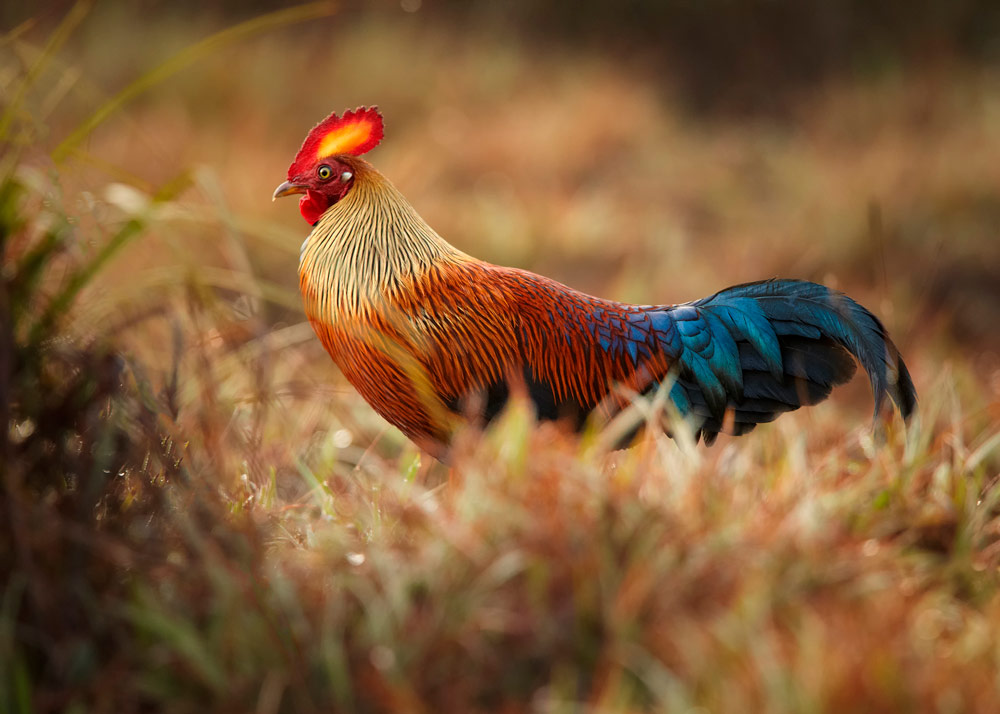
[273,106,384,225]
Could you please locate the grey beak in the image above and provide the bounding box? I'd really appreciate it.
[273,180,306,201]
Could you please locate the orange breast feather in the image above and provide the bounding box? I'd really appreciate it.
[303,259,673,449]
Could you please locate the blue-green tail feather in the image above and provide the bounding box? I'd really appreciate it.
[651,279,916,444]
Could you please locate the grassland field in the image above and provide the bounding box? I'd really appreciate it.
[3,3,1000,712]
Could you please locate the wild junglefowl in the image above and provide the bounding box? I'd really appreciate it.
[274,107,916,458]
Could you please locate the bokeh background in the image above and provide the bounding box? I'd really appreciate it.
[10,0,1000,368]
[4,1,1000,711]
[9,0,1000,366]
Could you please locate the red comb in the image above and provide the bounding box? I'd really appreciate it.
[288,106,384,176]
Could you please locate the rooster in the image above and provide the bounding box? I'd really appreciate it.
[274,107,916,458]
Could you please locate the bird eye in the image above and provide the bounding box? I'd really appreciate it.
[340,171,353,182]
[317,165,332,180]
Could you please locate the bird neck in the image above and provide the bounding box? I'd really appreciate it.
[299,160,467,322]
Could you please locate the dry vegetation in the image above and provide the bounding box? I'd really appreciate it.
[3,3,1000,712]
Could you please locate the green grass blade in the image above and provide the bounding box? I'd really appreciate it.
[51,1,338,163]
[27,173,191,345]
[0,0,93,142]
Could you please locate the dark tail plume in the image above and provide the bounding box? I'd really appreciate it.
[670,279,916,444]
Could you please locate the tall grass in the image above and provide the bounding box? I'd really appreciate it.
[3,5,1000,713]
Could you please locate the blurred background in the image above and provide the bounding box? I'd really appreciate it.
[7,0,1000,347]
[5,3,1000,711]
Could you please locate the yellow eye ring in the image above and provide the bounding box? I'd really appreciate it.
[317,165,333,180]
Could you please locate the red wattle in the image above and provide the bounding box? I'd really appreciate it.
[299,190,330,226]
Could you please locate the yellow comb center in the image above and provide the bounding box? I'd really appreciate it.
[317,122,372,159]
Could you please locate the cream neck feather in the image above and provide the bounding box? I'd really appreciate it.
[299,161,468,321]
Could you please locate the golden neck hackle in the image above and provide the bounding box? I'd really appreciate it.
[298,159,468,324]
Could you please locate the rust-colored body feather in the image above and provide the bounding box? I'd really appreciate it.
[299,161,665,453]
